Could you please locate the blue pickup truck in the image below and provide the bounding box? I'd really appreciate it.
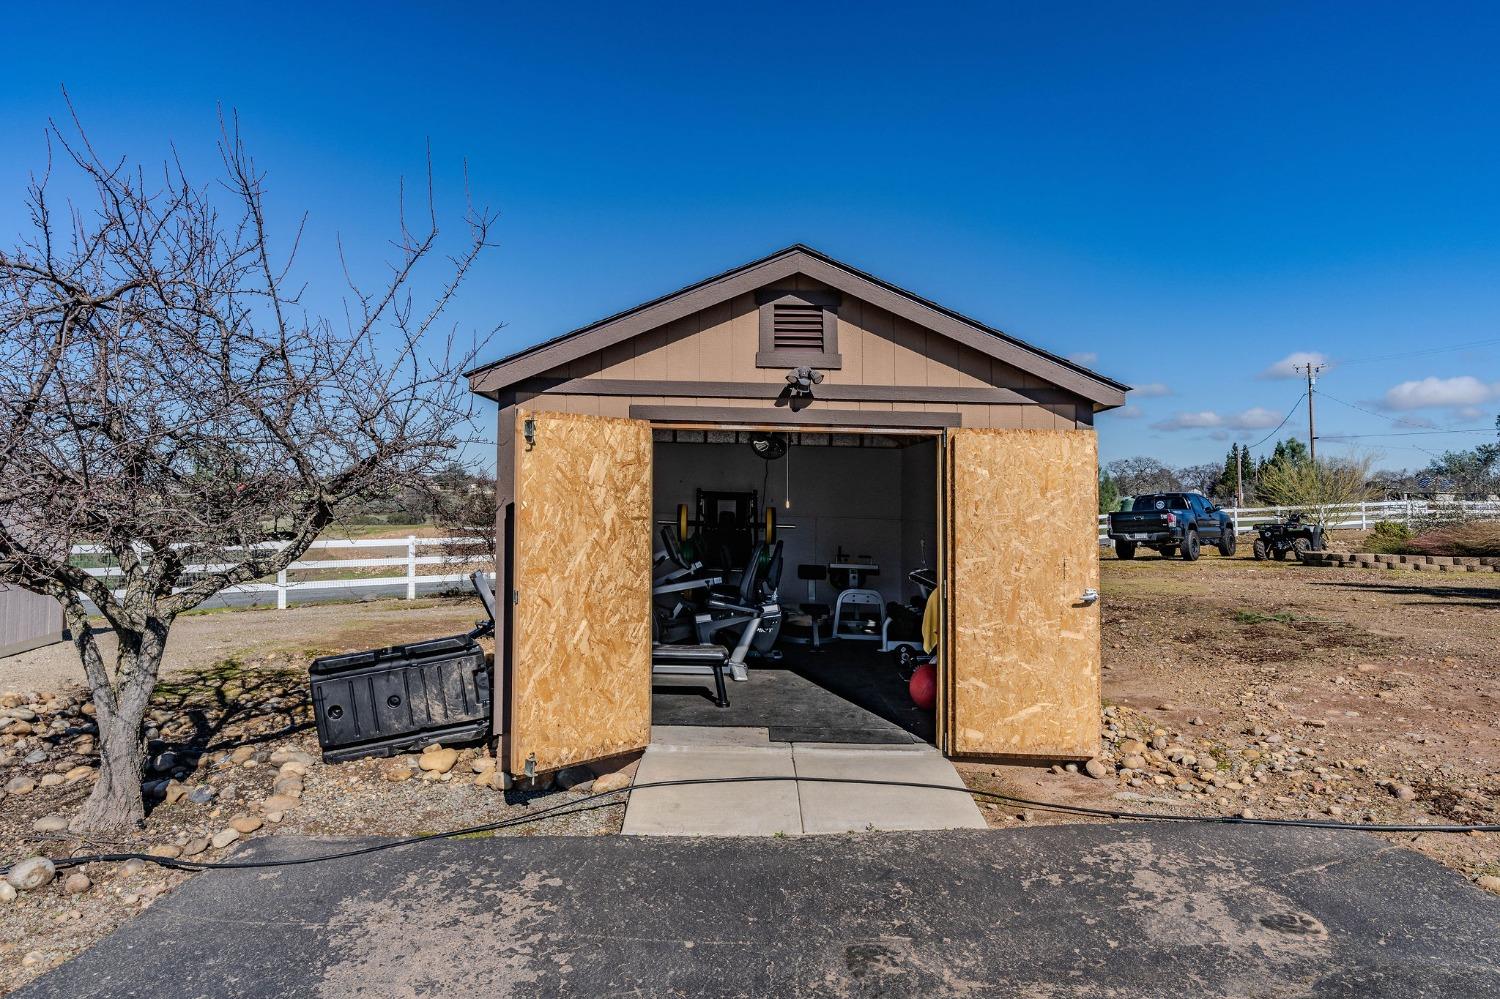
[1108,492,1236,561]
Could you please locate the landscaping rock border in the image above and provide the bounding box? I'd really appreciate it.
[1301,552,1500,571]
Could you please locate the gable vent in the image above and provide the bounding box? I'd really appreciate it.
[772,302,827,351]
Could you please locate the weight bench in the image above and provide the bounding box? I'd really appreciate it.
[651,643,731,708]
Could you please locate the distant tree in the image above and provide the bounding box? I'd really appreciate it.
[434,466,497,562]
[1176,462,1221,498]
[1258,454,1378,526]
[0,114,496,831]
[1097,468,1120,514]
[1214,444,1252,504]
[1420,434,1500,496]
[1105,456,1182,496]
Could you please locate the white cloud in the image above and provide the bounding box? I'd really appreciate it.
[1454,406,1487,422]
[1151,406,1287,433]
[1260,351,1328,380]
[1152,410,1223,431]
[1113,405,1144,419]
[1067,351,1099,366]
[1379,375,1498,411]
[1226,406,1285,430]
[1131,382,1172,398]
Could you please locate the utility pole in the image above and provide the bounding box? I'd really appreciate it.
[1235,445,1244,506]
[1297,362,1324,463]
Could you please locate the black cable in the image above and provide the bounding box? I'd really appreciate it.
[1245,393,1307,451]
[14,775,1497,876]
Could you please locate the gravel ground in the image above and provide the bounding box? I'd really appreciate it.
[1,542,1496,991]
[0,596,484,694]
[963,544,1500,896]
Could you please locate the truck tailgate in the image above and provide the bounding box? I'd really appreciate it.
[1110,511,1171,534]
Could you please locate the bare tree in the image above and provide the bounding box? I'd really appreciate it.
[1257,453,1378,528]
[0,110,496,831]
[432,465,497,564]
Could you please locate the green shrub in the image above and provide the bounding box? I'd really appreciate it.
[1364,520,1413,554]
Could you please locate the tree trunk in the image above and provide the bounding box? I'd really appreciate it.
[73,697,147,831]
[69,623,168,833]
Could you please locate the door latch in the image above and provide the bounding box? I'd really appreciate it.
[524,753,536,779]
[1079,588,1100,606]
[522,417,536,450]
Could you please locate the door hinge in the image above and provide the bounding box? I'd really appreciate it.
[523,753,536,779]
[512,589,520,605]
[522,417,537,450]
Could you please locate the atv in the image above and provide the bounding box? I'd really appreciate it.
[1252,514,1325,562]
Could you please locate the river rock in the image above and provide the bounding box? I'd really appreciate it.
[382,762,415,782]
[470,756,498,774]
[31,814,68,833]
[147,844,183,859]
[592,771,631,794]
[261,794,299,813]
[0,883,15,903]
[63,765,96,784]
[230,815,263,834]
[269,749,316,767]
[180,838,209,858]
[62,873,91,895]
[5,775,36,795]
[1084,759,1107,779]
[1121,754,1147,771]
[210,828,240,849]
[418,748,458,774]
[1119,740,1147,755]
[6,857,56,891]
[278,761,308,778]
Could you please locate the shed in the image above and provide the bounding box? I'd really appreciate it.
[0,584,65,659]
[467,244,1128,779]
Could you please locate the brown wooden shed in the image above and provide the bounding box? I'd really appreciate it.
[467,245,1128,779]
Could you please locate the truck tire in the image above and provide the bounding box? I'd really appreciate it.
[1292,537,1312,561]
[1252,539,1269,561]
[1180,529,1201,561]
[1217,526,1237,557]
[1115,540,1137,560]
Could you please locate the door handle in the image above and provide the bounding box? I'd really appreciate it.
[1078,588,1099,606]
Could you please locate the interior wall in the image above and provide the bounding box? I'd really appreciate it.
[653,440,936,607]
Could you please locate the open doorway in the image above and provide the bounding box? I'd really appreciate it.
[649,428,939,745]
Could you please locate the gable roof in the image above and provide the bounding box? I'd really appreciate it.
[466,244,1128,408]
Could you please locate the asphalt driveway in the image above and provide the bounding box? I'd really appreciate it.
[18,823,1500,998]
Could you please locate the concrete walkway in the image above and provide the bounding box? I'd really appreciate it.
[19,825,1499,998]
[622,726,986,835]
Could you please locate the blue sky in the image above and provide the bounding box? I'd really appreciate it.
[4,2,1498,472]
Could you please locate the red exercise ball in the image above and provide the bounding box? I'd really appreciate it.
[908,662,936,710]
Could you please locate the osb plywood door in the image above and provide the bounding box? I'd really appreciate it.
[510,410,654,775]
[947,428,1100,759]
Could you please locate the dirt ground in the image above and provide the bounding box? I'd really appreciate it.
[965,544,1499,897]
[0,547,1496,991]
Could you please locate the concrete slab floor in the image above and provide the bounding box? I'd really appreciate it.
[625,727,985,836]
[622,742,800,836]
[792,743,985,834]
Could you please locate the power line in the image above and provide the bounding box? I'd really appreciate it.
[1336,335,1500,366]
[1316,390,1454,432]
[1245,393,1306,450]
[1318,429,1495,439]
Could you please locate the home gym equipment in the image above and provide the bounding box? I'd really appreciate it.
[651,533,782,686]
[780,563,831,649]
[309,572,496,763]
[881,567,937,664]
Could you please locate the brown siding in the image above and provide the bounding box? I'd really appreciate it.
[530,289,1091,429]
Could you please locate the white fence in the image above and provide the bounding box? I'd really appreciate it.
[73,537,491,610]
[1097,498,1500,543]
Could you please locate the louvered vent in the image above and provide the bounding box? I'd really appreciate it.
[771,302,826,351]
